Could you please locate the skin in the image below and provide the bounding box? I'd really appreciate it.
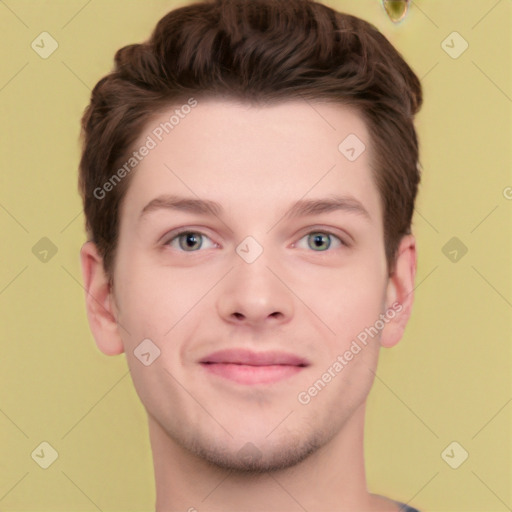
[81,98,416,512]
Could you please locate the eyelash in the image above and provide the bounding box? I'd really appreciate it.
[163,228,349,252]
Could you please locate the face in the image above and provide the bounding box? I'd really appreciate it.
[83,98,415,472]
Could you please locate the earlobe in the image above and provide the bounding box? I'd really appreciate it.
[80,241,125,356]
[380,234,417,348]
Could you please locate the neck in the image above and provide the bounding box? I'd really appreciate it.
[149,403,388,512]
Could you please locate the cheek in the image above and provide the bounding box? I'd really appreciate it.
[310,261,387,349]
[113,231,387,348]
[113,255,216,342]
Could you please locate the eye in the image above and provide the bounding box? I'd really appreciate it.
[165,230,217,252]
[163,229,347,252]
[294,231,346,252]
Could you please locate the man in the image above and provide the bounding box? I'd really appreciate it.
[78,0,423,510]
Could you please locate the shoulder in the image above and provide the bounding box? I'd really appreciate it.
[396,503,421,512]
[369,494,421,512]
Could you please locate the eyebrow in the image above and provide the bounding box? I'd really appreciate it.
[139,194,371,222]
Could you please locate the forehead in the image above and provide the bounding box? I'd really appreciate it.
[120,98,381,223]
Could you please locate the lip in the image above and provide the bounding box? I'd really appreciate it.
[199,348,310,385]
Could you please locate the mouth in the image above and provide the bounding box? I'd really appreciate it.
[199,348,310,385]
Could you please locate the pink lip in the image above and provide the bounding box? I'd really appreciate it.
[200,349,309,385]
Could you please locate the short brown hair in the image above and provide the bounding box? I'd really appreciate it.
[78,0,422,280]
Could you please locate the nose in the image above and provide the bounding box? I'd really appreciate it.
[216,252,294,328]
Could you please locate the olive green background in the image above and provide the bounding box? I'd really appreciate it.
[0,0,510,510]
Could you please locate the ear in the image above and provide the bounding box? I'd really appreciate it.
[80,241,124,355]
[380,234,417,348]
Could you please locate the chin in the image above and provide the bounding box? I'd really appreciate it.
[181,426,327,474]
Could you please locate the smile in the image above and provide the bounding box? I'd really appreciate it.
[199,348,309,385]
